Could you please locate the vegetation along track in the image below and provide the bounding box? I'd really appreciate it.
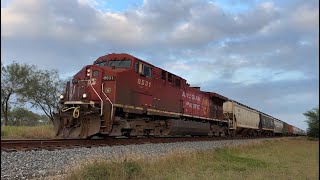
[1,136,279,152]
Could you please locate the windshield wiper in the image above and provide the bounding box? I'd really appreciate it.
[117,59,125,68]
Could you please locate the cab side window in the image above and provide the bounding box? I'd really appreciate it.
[175,78,181,88]
[143,65,152,77]
[136,61,152,78]
[168,73,173,82]
[161,70,166,80]
[135,62,139,73]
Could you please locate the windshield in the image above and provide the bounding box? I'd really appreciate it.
[94,61,107,66]
[108,60,131,68]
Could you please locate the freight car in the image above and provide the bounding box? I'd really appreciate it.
[54,53,305,139]
[274,119,284,136]
[223,100,283,136]
[259,113,274,136]
[292,126,306,136]
[282,122,289,136]
[222,100,306,137]
[223,100,260,136]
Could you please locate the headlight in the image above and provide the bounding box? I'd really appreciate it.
[86,68,91,77]
[82,93,87,98]
[59,94,64,99]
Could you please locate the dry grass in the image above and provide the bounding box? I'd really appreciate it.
[66,137,319,180]
[1,125,55,139]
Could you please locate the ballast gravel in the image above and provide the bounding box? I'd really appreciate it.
[1,138,270,180]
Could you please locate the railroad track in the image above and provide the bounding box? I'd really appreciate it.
[1,136,277,152]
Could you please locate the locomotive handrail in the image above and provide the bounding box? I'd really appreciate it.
[71,85,76,99]
[62,106,80,118]
[64,101,95,106]
[102,83,114,120]
[89,82,103,116]
[75,79,104,116]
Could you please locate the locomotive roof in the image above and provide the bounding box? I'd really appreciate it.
[94,53,154,67]
[94,53,186,80]
[202,91,228,101]
[95,53,230,100]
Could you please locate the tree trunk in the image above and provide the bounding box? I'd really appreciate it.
[4,100,9,126]
[2,91,13,126]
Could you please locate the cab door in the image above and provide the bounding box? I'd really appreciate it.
[134,62,154,108]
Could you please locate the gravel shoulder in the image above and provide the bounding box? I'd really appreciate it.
[1,138,271,180]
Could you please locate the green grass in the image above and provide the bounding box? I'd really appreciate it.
[308,136,319,141]
[1,125,55,139]
[66,137,319,180]
[68,160,143,180]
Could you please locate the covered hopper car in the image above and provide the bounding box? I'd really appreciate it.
[54,53,305,139]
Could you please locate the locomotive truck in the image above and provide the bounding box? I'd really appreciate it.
[54,53,305,139]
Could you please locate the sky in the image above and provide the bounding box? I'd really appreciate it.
[1,0,319,130]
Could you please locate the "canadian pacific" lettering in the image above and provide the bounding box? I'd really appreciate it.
[182,91,201,110]
[182,91,201,101]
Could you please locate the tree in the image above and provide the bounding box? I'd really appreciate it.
[7,107,47,126]
[304,107,319,138]
[1,62,34,126]
[20,69,63,122]
[1,62,64,125]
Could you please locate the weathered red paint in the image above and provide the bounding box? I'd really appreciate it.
[70,53,228,121]
[56,53,230,138]
[288,124,294,135]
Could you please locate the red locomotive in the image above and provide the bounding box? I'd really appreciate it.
[54,53,306,138]
[54,53,229,138]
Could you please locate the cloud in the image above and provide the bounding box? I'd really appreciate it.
[1,0,319,130]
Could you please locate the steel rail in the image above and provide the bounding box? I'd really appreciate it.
[1,136,279,153]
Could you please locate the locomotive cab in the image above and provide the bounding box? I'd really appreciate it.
[60,56,136,104]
